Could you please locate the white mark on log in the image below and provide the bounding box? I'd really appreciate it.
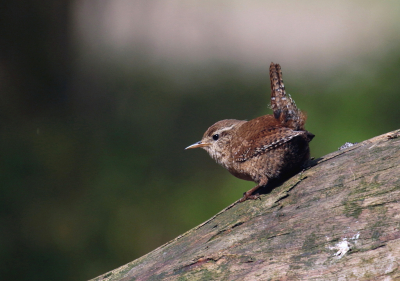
[351,232,360,240]
[328,232,360,259]
[338,142,356,150]
[330,240,351,259]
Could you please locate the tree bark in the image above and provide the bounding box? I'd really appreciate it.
[91,130,400,281]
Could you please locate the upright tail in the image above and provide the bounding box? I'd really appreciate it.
[269,62,306,130]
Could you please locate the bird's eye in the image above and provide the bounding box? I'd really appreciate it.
[212,134,219,141]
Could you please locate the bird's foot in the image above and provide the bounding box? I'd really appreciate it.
[239,192,261,202]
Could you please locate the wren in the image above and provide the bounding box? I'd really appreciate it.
[186,63,314,202]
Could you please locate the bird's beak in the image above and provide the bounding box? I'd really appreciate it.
[185,141,210,150]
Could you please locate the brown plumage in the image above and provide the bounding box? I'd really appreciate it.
[186,62,314,202]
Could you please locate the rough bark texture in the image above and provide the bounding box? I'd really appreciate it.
[91,130,400,281]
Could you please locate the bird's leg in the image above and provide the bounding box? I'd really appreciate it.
[239,178,268,202]
[239,185,261,202]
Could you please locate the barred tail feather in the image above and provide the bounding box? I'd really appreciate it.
[269,62,306,130]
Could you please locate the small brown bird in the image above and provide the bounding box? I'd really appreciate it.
[186,63,314,202]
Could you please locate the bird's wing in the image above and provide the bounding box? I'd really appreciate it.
[232,126,304,162]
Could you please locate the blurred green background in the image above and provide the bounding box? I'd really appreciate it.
[1,1,400,280]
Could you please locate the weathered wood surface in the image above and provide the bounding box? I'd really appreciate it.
[91,130,400,281]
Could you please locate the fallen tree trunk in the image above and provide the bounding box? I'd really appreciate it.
[91,130,400,281]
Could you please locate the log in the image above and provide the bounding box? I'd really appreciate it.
[91,130,400,281]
